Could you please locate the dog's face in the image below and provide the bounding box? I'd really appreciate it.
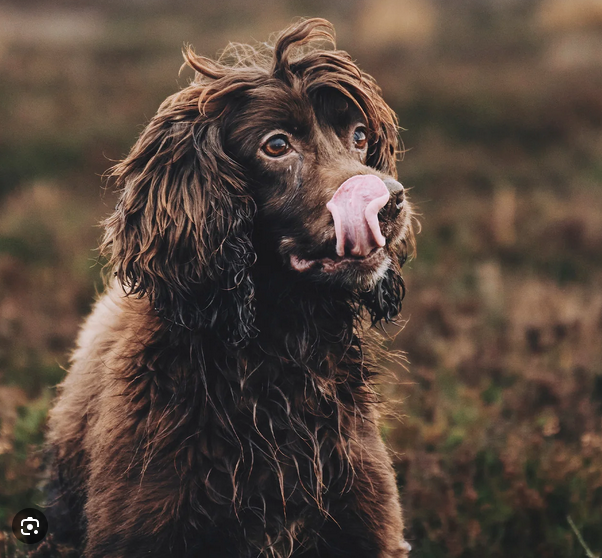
[103,19,414,342]
[225,85,412,292]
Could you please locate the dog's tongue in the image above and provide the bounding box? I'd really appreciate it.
[327,175,389,257]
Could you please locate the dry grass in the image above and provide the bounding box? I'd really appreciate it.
[0,1,601,556]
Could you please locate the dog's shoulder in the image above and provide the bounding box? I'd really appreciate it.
[71,282,153,363]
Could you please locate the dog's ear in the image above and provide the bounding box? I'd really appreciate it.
[361,268,405,324]
[101,91,257,345]
[364,89,400,178]
[360,242,409,324]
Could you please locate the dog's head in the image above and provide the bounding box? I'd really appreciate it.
[102,18,414,345]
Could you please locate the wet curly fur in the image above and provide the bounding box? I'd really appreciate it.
[41,19,415,557]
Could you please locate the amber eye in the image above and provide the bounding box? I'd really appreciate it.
[353,127,368,150]
[262,134,291,157]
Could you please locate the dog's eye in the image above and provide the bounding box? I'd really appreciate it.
[353,127,368,150]
[262,135,291,157]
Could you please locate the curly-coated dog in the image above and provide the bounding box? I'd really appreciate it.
[42,18,415,557]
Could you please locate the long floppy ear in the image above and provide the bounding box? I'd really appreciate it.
[101,90,257,345]
[363,83,400,177]
[361,265,406,325]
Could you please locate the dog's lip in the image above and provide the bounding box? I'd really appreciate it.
[290,247,386,273]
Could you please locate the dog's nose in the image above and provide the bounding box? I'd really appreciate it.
[382,178,405,217]
[384,178,403,195]
[384,178,404,204]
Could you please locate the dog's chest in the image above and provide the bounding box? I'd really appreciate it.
[179,373,359,552]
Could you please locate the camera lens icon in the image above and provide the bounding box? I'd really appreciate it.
[21,516,40,535]
[12,508,48,545]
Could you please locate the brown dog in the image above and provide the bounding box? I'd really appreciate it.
[43,18,415,557]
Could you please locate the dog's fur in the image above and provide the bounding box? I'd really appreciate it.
[42,19,415,557]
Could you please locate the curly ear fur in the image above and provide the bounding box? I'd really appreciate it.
[361,262,406,325]
[101,89,257,345]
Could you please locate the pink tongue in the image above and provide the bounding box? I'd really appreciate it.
[326,175,389,257]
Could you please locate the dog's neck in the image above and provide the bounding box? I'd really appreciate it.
[254,264,361,347]
[150,273,368,381]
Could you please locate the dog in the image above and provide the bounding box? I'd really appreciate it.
[42,18,415,557]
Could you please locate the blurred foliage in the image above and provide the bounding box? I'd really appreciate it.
[0,0,601,556]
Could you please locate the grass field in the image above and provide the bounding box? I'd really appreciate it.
[1,1,601,556]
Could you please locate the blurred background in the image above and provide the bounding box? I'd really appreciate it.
[0,0,601,556]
